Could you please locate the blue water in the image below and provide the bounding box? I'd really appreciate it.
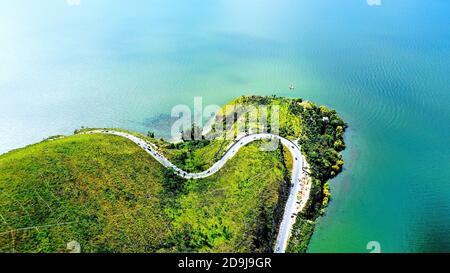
[0,0,449,252]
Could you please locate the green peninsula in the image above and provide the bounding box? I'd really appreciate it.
[0,96,347,253]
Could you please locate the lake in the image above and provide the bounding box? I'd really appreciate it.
[0,0,449,252]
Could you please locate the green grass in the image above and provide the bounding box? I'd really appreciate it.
[0,135,290,253]
[0,134,170,253]
[167,141,289,253]
[0,135,168,252]
[0,95,347,253]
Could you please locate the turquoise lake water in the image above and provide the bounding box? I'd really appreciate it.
[0,0,449,252]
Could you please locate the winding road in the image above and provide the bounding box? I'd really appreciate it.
[83,130,311,253]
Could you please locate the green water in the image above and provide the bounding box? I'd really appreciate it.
[0,0,449,252]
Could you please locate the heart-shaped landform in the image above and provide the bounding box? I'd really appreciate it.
[0,96,346,253]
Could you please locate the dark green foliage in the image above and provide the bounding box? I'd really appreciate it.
[286,218,315,253]
[288,99,304,116]
[172,139,211,172]
[162,168,186,196]
[298,103,347,219]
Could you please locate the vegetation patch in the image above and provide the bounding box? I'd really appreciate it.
[0,95,346,253]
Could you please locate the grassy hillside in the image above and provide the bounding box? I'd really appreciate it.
[0,95,347,253]
[0,134,290,253]
[0,134,170,252]
[166,141,289,253]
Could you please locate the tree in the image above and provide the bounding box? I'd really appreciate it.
[333,139,345,151]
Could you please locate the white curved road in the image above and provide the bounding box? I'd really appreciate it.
[83,130,311,253]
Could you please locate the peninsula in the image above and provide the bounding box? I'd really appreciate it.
[0,96,347,253]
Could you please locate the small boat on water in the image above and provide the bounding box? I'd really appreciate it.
[289,84,295,90]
